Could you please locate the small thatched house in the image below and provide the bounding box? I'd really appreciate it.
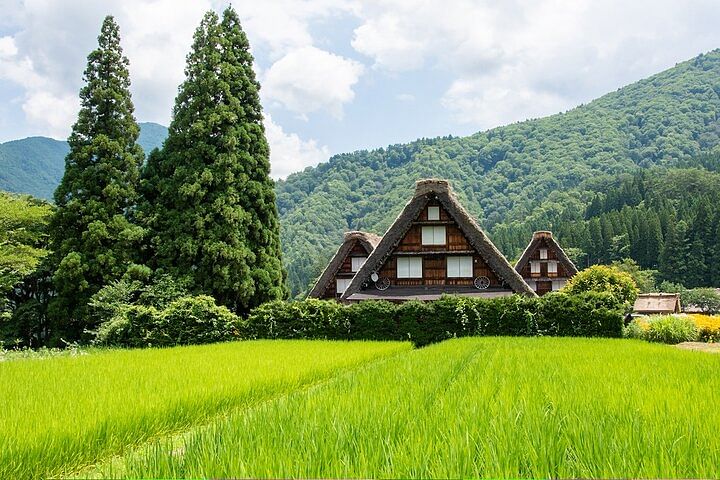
[514,231,578,296]
[307,231,382,299]
[633,293,681,315]
[341,179,535,302]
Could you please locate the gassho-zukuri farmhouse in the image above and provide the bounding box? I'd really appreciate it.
[308,179,579,302]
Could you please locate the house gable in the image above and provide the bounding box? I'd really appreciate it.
[308,231,381,299]
[342,179,535,301]
[514,231,579,295]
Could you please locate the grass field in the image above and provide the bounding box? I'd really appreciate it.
[92,337,720,479]
[0,340,410,479]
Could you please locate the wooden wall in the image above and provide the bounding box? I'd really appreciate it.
[517,238,572,278]
[376,200,504,288]
[320,240,371,299]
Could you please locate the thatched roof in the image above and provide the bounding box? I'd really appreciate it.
[514,231,578,277]
[307,231,381,298]
[633,293,681,314]
[342,179,536,299]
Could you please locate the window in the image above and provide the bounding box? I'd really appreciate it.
[530,261,540,274]
[548,261,558,274]
[336,278,352,294]
[351,256,367,272]
[427,206,440,221]
[447,256,473,278]
[397,257,422,278]
[539,248,548,260]
[421,226,446,245]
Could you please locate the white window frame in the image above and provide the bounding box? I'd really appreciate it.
[427,206,440,221]
[530,261,540,274]
[421,226,446,245]
[539,248,548,260]
[397,257,423,278]
[447,256,473,278]
[548,260,558,274]
[351,256,367,272]
[336,278,352,294]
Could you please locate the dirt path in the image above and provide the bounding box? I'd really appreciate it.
[675,342,720,353]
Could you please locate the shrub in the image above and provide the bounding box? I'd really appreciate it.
[622,319,647,340]
[95,305,161,347]
[643,315,699,344]
[396,301,442,346]
[688,314,720,342]
[564,265,639,308]
[156,296,245,346]
[95,296,243,348]
[538,291,624,338]
[246,298,346,340]
[88,273,189,328]
[681,288,720,314]
[245,293,626,346]
[345,301,398,341]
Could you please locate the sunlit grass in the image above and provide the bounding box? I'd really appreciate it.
[108,337,720,479]
[0,339,410,479]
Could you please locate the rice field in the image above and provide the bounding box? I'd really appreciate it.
[93,337,720,479]
[0,340,410,479]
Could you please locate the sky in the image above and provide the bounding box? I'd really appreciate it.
[1,1,720,179]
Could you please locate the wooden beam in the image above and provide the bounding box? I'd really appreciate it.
[392,250,476,256]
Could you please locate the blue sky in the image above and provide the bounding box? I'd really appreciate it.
[1,0,720,178]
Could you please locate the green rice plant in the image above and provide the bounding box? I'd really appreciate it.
[643,315,699,344]
[105,337,720,479]
[0,339,409,479]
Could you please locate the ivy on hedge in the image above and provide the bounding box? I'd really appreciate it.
[247,292,625,347]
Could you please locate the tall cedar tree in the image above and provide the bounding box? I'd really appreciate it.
[141,8,286,314]
[49,16,144,341]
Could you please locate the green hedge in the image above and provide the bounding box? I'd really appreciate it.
[95,295,245,348]
[247,292,624,346]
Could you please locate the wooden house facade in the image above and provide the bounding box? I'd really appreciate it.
[342,179,535,302]
[514,231,578,296]
[307,231,381,299]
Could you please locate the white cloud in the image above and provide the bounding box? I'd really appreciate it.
[0,36,18,57]
[263,46,364,118]
[351,0,720,127]
[237,0,358,59]
[264,114,330,179]
[395,93,415,103]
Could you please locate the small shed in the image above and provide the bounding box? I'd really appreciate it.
[633,293,681,315]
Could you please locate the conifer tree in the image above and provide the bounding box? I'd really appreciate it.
[48,16,143,340]
[142,8,286,314]
[659,220,689,284]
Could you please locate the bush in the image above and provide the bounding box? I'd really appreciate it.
[246,299,346,340]
[94,296,244,348]
[246,293,626,346]
[622,318,647,340]
[564,265,639,308]
[95,305,160,347]
[156,296,245,346]
[88,273,190,327]
[687,314,720,342]
[538,291,625,338]
[681,288,720,314]
[625,315,699,344]
[345,301,398,341]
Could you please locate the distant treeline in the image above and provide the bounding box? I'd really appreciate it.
[492,154,720,288]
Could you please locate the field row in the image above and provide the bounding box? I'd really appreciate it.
[0,340,410,479]
[93,337,720,479]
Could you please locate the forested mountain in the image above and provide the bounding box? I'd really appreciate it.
[278,50,720,295]
[0,122,167,199]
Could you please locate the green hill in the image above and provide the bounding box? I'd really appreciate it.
[277,50,720,295]
[0,122,168,200]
